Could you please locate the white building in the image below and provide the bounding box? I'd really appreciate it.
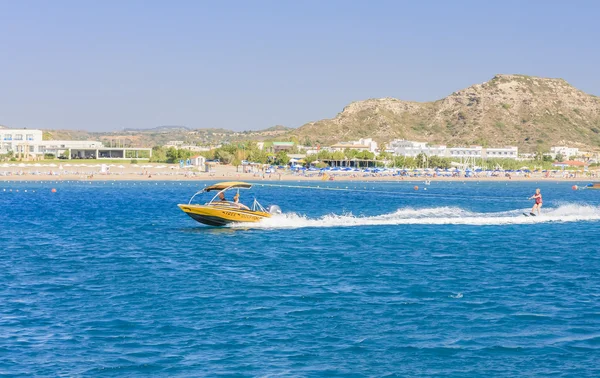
[304,147,333,155]
[0,128,43,156]
[483,146,518,159]
[550,146,579,159]
[165,140,184,147]
[448,146,483,158]
[37,140,104,156]
[0,128,151,159]
[190,155,206,166]
[331,138,378,153]
[388,139,447,157]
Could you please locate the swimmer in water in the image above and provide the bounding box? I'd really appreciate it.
[528,188,542,216]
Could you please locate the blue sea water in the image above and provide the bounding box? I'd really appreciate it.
[1,179,600,376]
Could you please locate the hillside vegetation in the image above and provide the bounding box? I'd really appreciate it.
[291,74,600,152]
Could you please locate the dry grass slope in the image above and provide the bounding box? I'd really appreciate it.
[291,74,600,151]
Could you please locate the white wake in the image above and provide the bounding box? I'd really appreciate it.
[231,204,600,229]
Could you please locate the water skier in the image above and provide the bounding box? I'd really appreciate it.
[528,188,542,216]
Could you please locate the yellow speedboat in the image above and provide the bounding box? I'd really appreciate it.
[178,181,281,226]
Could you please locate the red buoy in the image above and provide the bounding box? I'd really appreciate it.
[51,188,57,193]
[414,186,419,191]
[572,185,578,191]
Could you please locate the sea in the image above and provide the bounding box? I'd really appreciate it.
[1,179,600,377]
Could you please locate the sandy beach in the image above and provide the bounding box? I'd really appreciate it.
[0,162,595,183]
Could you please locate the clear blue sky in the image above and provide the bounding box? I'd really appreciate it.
[1,0,598,132]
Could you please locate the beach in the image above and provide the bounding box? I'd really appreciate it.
[0,162,595,182]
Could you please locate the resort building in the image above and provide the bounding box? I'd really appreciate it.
[388,139,447,157]
[552,160,587,168]
[448,146,484,158]
[0,127,152,160]
[54,143,152,160]
[0,128,43,157]
[271,142,295,153]
[331,138,378,153]
[483,146,519,159]
[387,139,518,160]
[550,146,580,159]
[40,140,104,157]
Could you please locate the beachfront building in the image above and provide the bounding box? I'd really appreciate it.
[37,140,152,160]
[552,160,587,169]
[190,155,206,167]
[388,139,447,157]
[66,144,152,160]
[0,128,43,158]
[483,146,518,159]
[271,142,295,153]
[448,146,484,158]
[0,128,152,160]
[550,146,580,159]
[41,140,104,157]
[331,138,378,153]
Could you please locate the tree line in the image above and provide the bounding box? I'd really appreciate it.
[145,143,577,170]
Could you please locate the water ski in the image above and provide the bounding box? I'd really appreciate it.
[523,212,537,217]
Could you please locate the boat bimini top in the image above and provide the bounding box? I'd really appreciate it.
[187,181,268,212]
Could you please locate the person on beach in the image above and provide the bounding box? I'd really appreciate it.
[529,188,542,216]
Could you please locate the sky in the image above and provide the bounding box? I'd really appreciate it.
[0,0,599,132]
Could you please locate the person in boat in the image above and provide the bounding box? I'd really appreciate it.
[528,188,542,215]
[233,193,249,210]
[218,192,227,201]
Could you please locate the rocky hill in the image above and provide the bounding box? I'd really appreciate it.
[291,74,600,151]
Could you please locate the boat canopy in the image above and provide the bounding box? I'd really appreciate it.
[203,181,253,192]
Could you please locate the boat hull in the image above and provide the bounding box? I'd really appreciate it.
[178,204,271,226]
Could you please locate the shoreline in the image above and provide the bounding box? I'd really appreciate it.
[0,173,593,183]
[1,163,596,183]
